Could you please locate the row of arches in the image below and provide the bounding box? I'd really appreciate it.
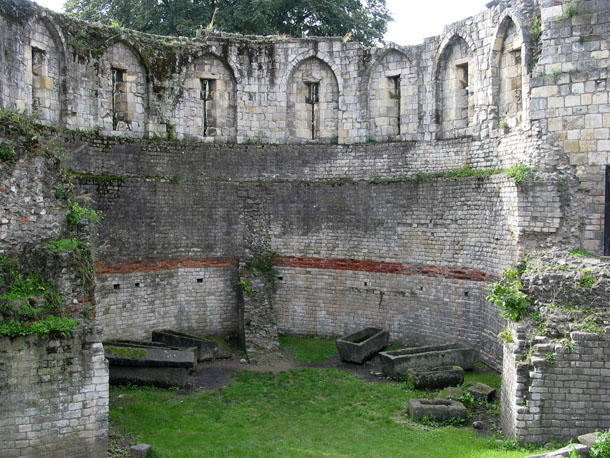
[9,12,528,143]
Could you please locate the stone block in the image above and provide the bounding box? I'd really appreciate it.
[467,382,496,402]
[152,330,231,361]
[336,328,388,364]
[408,398,467,422]
[379,344,475,380]
[130,443,152,458]
[406,366,464,390]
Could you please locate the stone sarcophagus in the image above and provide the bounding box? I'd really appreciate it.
[336,327,389,364]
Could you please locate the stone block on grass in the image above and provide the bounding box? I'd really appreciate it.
[152,329,231,361]
[336,327,389,364]
[467,382,496,402]
[408,398,467,422]
[406,366,464,390]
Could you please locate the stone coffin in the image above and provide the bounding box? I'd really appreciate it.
[336,327,389,364]
[104,341,197,387]
[379,343,475,380]
[109,366,188,388]
[408,398,467,422]
[151,329,231,362]
[406,366,464,390]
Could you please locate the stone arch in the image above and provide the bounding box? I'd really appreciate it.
[25,15,67,126]
[99,39,150,136]
[179,53,237,142]
[285,56,339,142]
[434,33,476,135]
[490,12,528,129]
[367,48,419,140]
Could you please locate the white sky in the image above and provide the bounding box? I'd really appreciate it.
[33,0,488,46]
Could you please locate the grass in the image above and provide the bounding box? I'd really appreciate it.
[109,337,543,457]
[278,334,338,362]
[110,368,540,458]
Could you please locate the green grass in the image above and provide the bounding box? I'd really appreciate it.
[464,362,502,390]
[278,334,338,362]
[110,368,541,457]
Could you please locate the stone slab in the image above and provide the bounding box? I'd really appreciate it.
[104,342,197,370]
[408,398,467,422]
[467,382,496,402]
[407,366,464,390]
[152,329,231,361]
[379,344,475,379]
[109,366,188,388]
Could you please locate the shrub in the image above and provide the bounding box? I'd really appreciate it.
[590,431,610,458]
[486,269,530,321]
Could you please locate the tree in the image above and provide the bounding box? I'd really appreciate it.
[64,0,392,46]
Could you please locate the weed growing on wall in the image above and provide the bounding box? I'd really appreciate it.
[67,202,103,225]
[486,269,530,321]
[0,255,78,338]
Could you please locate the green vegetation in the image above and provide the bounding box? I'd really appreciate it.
[486,269,530,322]
[578,272,597,288]
[65,0,392,46]
[110,366,539,458]
[591,430,610,458]
[0,141,17,163]
[278,334,338,362]
[68,201,103,225]
[505,164,532,183]
[569,249,598,258]
[558,1,582,20]
[0,255,78,338]
[105,345,148,359]
[498,328,514,344]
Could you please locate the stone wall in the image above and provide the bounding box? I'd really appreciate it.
[0,328,108,458]
[0,112,108,456]
[0,0,537,145]
[501,251,610,443]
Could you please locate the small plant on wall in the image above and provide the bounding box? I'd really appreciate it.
[486,269,530,321]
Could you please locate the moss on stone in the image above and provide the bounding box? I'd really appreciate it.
[104,345,148,359]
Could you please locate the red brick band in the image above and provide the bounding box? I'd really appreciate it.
[95,255,495,282]
[95,257,239,274]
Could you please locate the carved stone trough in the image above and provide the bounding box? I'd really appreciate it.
[103,340,197,388]
[408,398,467,422]
[406,365,464,390]
[336,327,389,364]
[151,329,231,362]
[379,343,475,380]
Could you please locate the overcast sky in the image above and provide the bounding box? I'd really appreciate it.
[32,0,488,46]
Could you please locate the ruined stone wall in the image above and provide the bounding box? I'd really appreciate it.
[0,328,108,458]
[501,250,610,443]
[530,0,610,253]
[0,114,108,457]
[0,1,538,147]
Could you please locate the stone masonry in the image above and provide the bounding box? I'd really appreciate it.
[1,0,609,446]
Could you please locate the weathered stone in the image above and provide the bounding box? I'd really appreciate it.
[524,443,589,458]
[336,328,389,364]
[467,383,496,402]
[130,444,152,458]
[406,366,464,390]
[152,330,231,361]
[408,398,467,422]
[379,344,475,380]
[577,432,600,446]
[103,342,197,370]
[110,366,188,388]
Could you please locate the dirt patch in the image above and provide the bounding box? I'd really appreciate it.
[187,350,395,393]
